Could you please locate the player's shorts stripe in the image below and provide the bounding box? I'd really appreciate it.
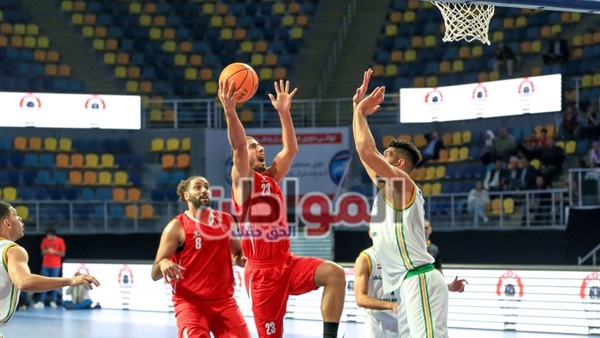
[418,274,434,338]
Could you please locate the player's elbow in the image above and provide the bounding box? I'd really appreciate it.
[354,294,369,308]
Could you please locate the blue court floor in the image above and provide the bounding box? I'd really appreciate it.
[2,308,595,338]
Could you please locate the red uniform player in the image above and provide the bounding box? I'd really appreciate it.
[220,79,347,338]
[151,176,250,338]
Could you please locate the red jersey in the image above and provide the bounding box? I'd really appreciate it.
[171,210,234,300]
[40,236,65,268]
[233,171,290,261]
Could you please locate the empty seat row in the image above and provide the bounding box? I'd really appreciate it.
[150,137,190,152]
[2,136,132,153]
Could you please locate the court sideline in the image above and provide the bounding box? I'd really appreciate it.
[2,309,595,338]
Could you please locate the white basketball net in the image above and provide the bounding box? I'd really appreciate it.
[432,1,495,45]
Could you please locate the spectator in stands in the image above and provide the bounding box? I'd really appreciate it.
[578,104,599,140]
[588,141,600,168]
[467,180,490,226]
[493,43,516,77]
[420,130,444,163]
[484,159,507,192]
[517,128,547,160]
[529,175,553,226]
[493,127,517,162]
[542,32,569,65]
[539,137,565,182]
[424,219,442,274]
[505,156,521,191]
[517,157,539,190]
[559,103,582,139]
[479,130,496,165]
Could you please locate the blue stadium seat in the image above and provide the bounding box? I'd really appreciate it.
[170,170,185,185]
[19,187,33,200]
[40,154,55,167]
[34,187,49,200]
[9,153,24,167]
[0,137,11,150]
[35,170,52,185]
[156,171,170,186]
[64,187,78,200]
[94,205,105,220]
[22,170,36,185]
[76,205,93,221]
[53,171,67,185]
[6,170,20,185]
[150,188,165,201]
[96,187,111,201]
[109,204,124,220]
[129,172,142,186]
[48,188,63,200]
[81,187,96,201]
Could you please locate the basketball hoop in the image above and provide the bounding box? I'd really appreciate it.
[432,1,495,45]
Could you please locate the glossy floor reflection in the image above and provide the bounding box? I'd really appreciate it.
[2,308,595,338]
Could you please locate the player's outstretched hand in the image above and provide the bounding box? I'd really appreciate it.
[71,274,101,289]
[159,260,186,283]
[218,80,242,113]
[353,68,373,109]
[268,79,298,114]
[355,86,385,116]
[448,276,468,293]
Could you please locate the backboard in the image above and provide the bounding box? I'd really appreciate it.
[427,0,600,14]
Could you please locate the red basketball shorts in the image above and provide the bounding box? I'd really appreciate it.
[244,253,324,337]
[173,295,250,338]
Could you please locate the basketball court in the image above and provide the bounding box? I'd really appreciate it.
[3,309,597,338]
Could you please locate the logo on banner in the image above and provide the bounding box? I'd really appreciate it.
[497,270,524,330]
[580,272,600,334]
[19,93,42,127]
[329,150,350,185]
[518,78,535,114]
[424,88,443,122]
[472,83,488,118]
[85,95,106,128]
[118,264,134,310]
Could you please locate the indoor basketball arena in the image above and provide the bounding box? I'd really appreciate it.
[1,0,600,337]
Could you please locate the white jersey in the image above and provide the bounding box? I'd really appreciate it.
[369,182,434,293]
[361,247,398,323]
[0,239,20,327]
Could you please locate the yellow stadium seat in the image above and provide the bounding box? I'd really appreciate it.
[114,66,126,78]
[259,68,273,81]
[126,81,138,93]
[202,3,214,14]
[404,11,415,22]
[15,206,29,220]
[240,41,253,53]
[426,76,437,87]
[3,187,17,201]
[504,198,515,214]
[221,28,233,40]
[62,0,73,12]
[385,65,398,77]
[151,138,164,152]
[531,40,542,53]
[85,154,99,168]
[426,166,436,180]
[205,81,218,95]
[422,183,432,196]
[282,15,295,27]
[98,171,112,185]
[185,68,197,80]
[44,137,57,151]
[290,27,303,39]
[432,182,442,195]
[555,141,565,149]
[59,138,72,152]
[24,36,36,48]
[163,40,176,52]
[273,3,285,14]
[251,53,264,66]
[166,138,180,151]
[150,109,162,121]
[462,130,472,144]
[385,24,397,36]
[424,35,436,47]
[582,75,593,88]
[551,24,561,34]
[129,2,141,14]
[71,13,83,25]
[493,31,504,43]
[452,60,464,72]
[101,154,116,168]
[114,171,129,185]
[448,147,459,162]
[451,131,462,145]
[92,39,104,50]
[459,146,469,161]
[530,158,541,170]
[210,15,223,27]
[174,54,187,66]
[472,45,483,57]
[515,16,527,27]
[565,140,576,154]
[181,138,191,151]
[435,165,445,179]
[571,12,581,22]
[13,23,25,35]
[104,52,116,65]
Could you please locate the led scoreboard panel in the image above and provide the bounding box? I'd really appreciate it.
[0,92,141,129]
[63,263,599,335]
[399,74,562,123]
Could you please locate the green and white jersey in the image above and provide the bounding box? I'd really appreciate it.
[0,238,20,327]
[361,247,398,323]
[370,182,434,293]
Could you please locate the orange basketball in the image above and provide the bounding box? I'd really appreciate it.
[219,62,259,102]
